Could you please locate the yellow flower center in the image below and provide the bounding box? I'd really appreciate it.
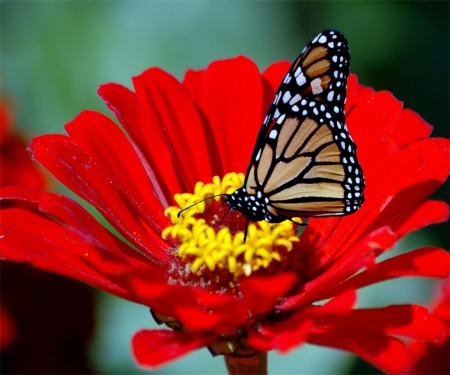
[162,173,300,279]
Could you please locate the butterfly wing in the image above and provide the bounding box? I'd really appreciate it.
[243,30,364,218]
[247,29,350,177]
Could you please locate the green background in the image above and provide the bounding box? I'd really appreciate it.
[1,1,448,374]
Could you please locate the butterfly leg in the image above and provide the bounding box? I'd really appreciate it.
[219,205,231,225]
[243,217,249,243]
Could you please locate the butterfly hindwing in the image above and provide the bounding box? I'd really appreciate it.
[246,99,364,218]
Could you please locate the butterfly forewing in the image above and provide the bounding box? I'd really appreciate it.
[258,30,349,140]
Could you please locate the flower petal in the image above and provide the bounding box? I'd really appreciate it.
[308,331,409,374]
[29,134,169,261]
[132,329,216,368]
[133,68,215,188]
[98,82,176,206]
[391,108,433,147]
[182,68,206,109]
[385,200,449,238]
[328,247,450,297]
[239,272,298,315]
[201,56,264,173]
[282,227,397,310]
[64,110,168,232]
[0,186,164,302]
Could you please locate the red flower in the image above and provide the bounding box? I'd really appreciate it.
[1,56,449,374]
[407,278,450,374]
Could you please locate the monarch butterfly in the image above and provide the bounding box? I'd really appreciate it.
[224,30,365,238]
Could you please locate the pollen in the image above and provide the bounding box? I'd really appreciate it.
[162,173,300,279]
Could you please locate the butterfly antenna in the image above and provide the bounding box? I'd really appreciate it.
[177,194,227,218]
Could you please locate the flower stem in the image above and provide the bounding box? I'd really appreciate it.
[224,352,267,375]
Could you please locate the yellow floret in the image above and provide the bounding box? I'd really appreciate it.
[162,173,300,278]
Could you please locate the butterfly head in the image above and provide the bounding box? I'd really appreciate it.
[225,187,281,223]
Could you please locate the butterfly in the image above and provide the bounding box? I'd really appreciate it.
[224,30,365,239]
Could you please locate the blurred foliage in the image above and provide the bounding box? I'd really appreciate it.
[1,2,448,374]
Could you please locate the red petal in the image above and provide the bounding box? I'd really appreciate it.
[308,331,409,374]
[133,68,216,188]
[182,68,206,109]
[0,187,162,302]
[64,110,168,232]
[306,304,448,374]
[30,135,169,261]
[282,227,397,310]
[361,138,450,237]
[240,272,298,315]
[249,290,357,353]
[132,329,216,368]
[247,317,313,353]
[261,61,291,94]
[130,272,297,334]
[201,56,263,174]
[346,76,374,114]
[391,108,433,147]
[129,276,246,333]
[311,304,448,343]
[385,200,449,238]
[327,247,450,297]
[98,82,177,206]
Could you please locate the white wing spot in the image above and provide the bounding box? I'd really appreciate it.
[296,72,307,86]
[318,35,327,43]
[328,42,334,48]
[289,93,302,105]
[269,129,278,139]
[282,91,292,103]
[311,78,323,94]
[327,90,334,102]
[276,114,286,124]
[256,149,262,161]
[292,105,299,112]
